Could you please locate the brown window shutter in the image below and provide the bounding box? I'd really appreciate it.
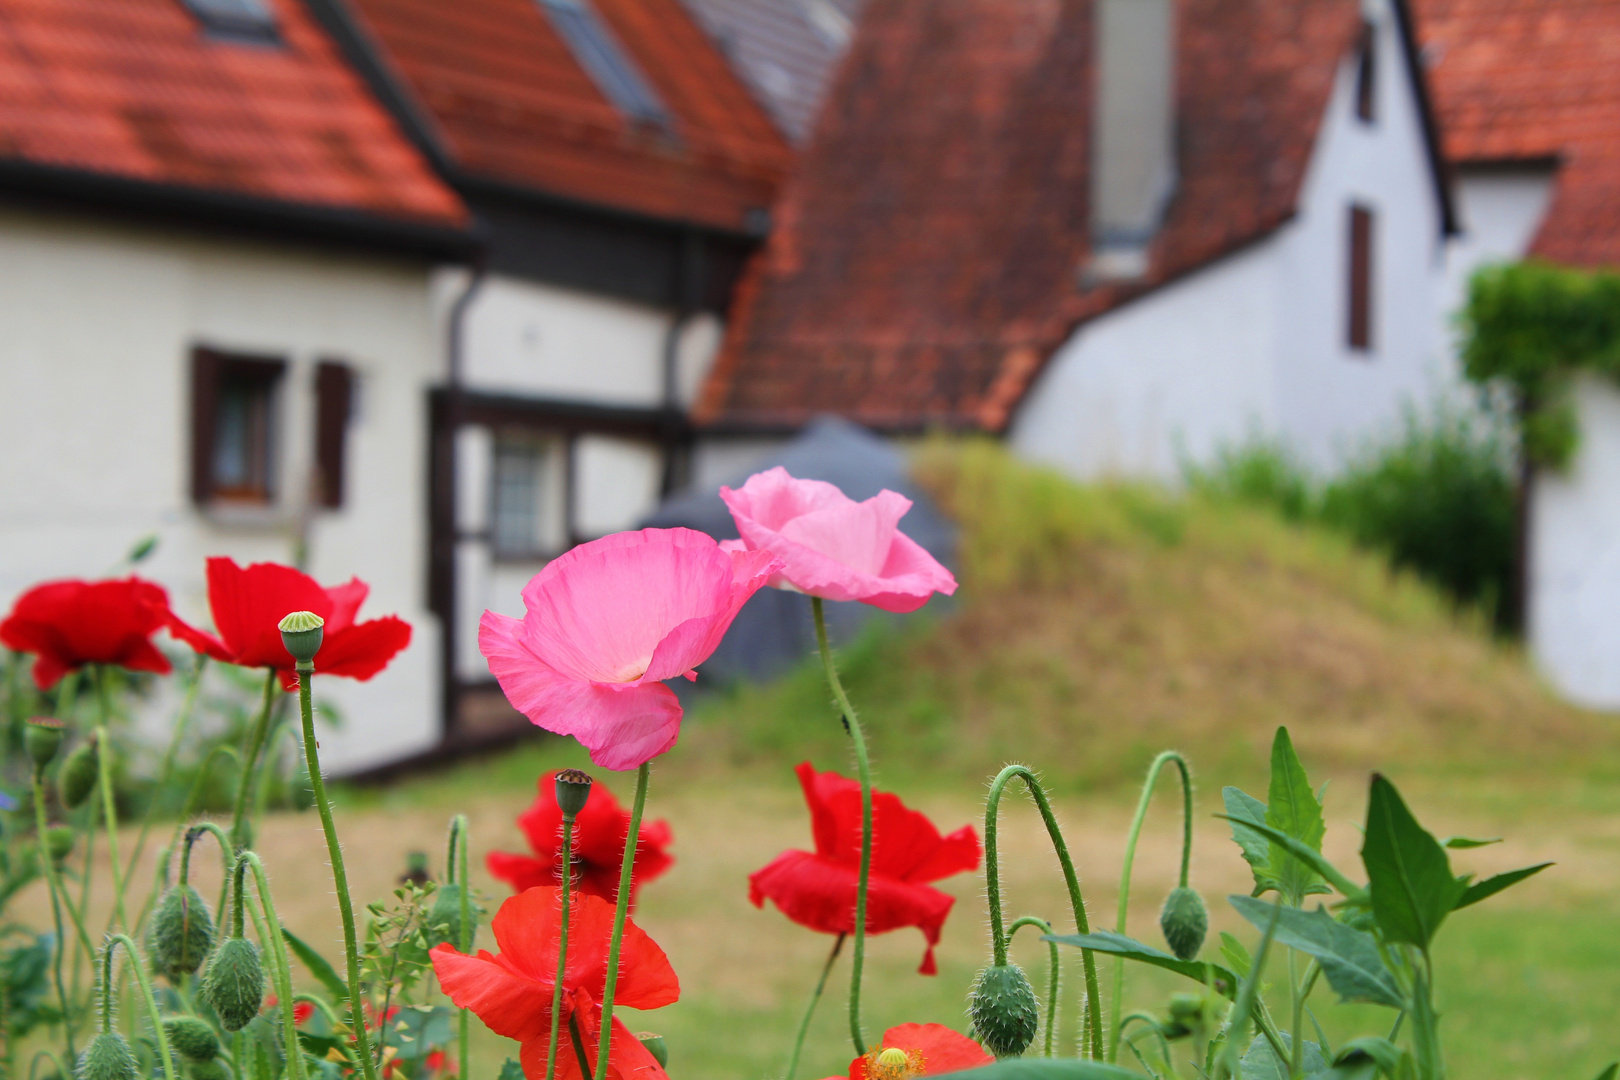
[1347,204,1374,352]
[314,361,354,508]
[1354,21,1377,123]
[190,347,223,504]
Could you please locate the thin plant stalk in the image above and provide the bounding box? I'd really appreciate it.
[809,596,873,1055]
[544,809,576,1080]
[592,762,649,1080]
[93,667,128,932]
[984,765,1104,1059]
[785,933,845,1080]
[1110,750,1193,1061]
[99,935,178,1080]
[294,657,379,1080]
[237,851,309,1080]
[229,670,278,850]
[1216,899,1284,1080]
[448,815,473,1080]
[30,768,88,1060]
[134,745,240,933]
[1006,917,1060,1058]
[123,657,208,886]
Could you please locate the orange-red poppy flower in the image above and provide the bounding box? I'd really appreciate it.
[818,1023,993,1079]
[749,763,981,975]
[487,771,673,907]
[0,577,175,688]
[431,887,677,1080]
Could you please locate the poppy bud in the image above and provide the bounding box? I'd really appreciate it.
[163,1017,221,1062]
[277,611,324,664]
[149,885,215,980]
[969,963,1039,1058]
[76,1031,138,1080]
[46,825,75,862]
[554,769,593,818]
[184,1058,231,1080]
[201,937,264,1032]
[1159,886,1209,962]
[25,717,65,769]
[635,1034,667,1069]
[58,738,100,810]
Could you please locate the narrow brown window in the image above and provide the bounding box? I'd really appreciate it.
[190,347,285,505]
[1354,21,1377,122]
[314,361,354,508]
[1347,204,1374,352]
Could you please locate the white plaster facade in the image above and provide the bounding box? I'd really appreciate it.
[1012,0,1450,479]
[0,207,443,773]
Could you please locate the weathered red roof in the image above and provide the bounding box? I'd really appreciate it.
[343,0,791,233]
[1415,0,1620,268]
[698,0,1379,433]
[0,0,466,228]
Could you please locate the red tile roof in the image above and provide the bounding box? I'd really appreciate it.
[0,0,465,228]
[698,0,1380,433]
[342,0,791,233]
[1415,0,1620,267]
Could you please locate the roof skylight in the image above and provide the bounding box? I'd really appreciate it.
[539,0,670,126]
[180,0,280,42]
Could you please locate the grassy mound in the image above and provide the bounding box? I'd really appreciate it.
[682,440,1619,794]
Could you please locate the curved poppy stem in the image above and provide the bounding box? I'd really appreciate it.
[236,851,309,1080]
[31,766,86,1060]
[593,762,649,1080]
[124,656,207,887]
[1109,750,1192,1062]
[93,667,128,931]
[99,934,178,1080]
[1006,917,1060,1058]
[545,811,576,1080]
[984,765,1103,1060]
[810,596,872,1056]
[785,932,845,1080]
[294,659,379,1080]
[448,815,473,1080]
[229,670,278,851]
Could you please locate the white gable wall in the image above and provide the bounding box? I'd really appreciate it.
[0,207,442,773]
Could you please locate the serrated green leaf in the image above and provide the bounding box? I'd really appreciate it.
[1224,786,1275,892]
[1044,931,1239,998]
[1442,836,1501,849]
[1220,931,1252,979]
[1228,896,1405,1009]
[1214,815,1364,898]
[932,1060,1139,1079]
[1266,727,1328,902]
[1360,776,1466,949]
[1454,862,1553,910]
[282,927,348,1002]
[1240,1033,1328,1080]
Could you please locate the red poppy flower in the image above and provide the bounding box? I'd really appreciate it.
[168,557,410,688]
[0,577,175,689]
[431,887,677,1080]
[749,764,981,975]
[487,771,673,907]
[263,995,315,1026]
[818,1024,993,1080]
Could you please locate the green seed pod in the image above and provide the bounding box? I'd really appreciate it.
[1159,886,1209,962]
[201,937,264,1032]
[163,1017,220,1062]
[58,738,99,810]
[554,769,593,818]
[76,1032,137,1080]
[24,717,65,769]
[635,1033,667,1069]
[149,885,216,981]
[277,611,324,663]
[184,1058,231,1080]
[46,825,75,863]
[968,963,1039,1059]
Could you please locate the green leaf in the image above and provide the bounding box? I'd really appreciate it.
[1224,787,1276,893]
[1359,775,1466,949]
[1442,836,1501,849]
[1591,1065,1617,1080]
[932,1060,1140,1079]
[1045,931,1239,998]
[1323,1037,1410,1079]
[1239,1033,1328,1079]
[1220,931,1252,979]
[282,927,348,1002]
[1214,815,1364,899]
[498,1060,525,1080]
[1454,862,1553,910]
[1227,896,1405,1009]
[1266,727,1328,901]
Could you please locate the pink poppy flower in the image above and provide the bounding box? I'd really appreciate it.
[718,467,956,613]
[479,528,780,771]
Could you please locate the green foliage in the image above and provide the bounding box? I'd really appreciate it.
[1361,775,1467,950]
[1045,932,1238,999]
[1226,896,1404,1009]
[1157,886,1208,962]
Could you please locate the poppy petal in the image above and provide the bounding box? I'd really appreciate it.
[429,944,551,1044]
[313,616,411,681]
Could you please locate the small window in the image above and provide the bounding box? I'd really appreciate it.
[179,0,279,42]
[539,0,670,126]
[191,348,286,505]
[1354,21,1377,123]
[314,361,355,509]
[1347,204,1375,352]
[490,434,569,558]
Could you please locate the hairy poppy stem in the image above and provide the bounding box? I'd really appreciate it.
[93,667,128,931]
[1006,917,1060,1058]
[810,596,872,1056]
[99,934,178,1080]
[545,811,576,1080]
[1109,750,1193,1062]
[31,767,85,1060]
[785,932,845,1080]
[236,851,309,1080]
[593,762,649,1080]
[984,765,1104,1059]
[449,815,472,1080]
[294,659,379,1080]
[229,669,278,851]
[126,656,207,885]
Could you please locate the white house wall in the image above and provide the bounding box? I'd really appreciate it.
[1436,166,1557,352]
[0,208,442,773]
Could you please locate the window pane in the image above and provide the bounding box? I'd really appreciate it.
[491,436,566,556]
[211,373,275,499]
[540,0,669,125]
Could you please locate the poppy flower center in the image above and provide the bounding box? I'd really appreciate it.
[866,1046,923,1080]
[604,654,653,683]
